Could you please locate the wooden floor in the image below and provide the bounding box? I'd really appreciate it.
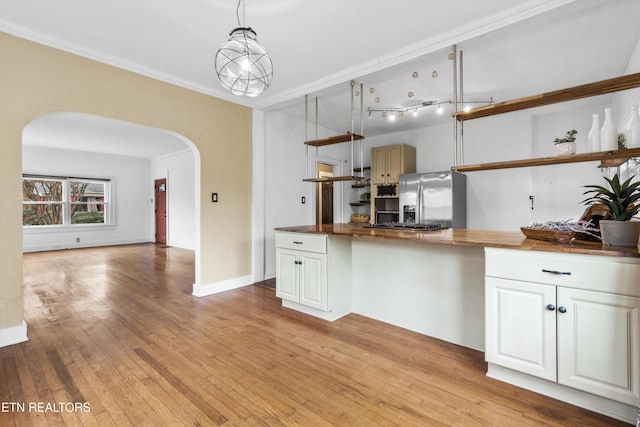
[0,244,628,426]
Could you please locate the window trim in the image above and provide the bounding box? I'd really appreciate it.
[22,174,113,228]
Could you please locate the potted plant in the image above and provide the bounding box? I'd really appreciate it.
[554,129,577,155]
[618,132,627,149]
[582,174,640,246]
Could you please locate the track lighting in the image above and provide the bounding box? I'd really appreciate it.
[366,98,492,120]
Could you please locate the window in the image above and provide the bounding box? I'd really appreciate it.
[22,175,110,227]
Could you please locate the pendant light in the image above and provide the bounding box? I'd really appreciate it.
[214,0,273,97]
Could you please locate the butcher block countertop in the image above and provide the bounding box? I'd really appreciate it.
[274,223,640,259]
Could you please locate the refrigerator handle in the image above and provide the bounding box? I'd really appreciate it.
[416,182,422,224]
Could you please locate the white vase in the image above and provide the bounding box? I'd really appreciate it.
[629,104,640,149]
[599,220,640,247]
[600,108,617,151]
[588,113,601,152]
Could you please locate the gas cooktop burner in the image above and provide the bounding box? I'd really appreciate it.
[366,222,448,231]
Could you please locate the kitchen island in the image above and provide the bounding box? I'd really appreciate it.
[274,223,640,424]
[275,223,640,258]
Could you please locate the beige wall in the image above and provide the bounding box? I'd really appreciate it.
[0,33,253,329]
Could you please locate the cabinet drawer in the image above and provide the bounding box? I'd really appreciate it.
[485,248,640,296]
[275,232,327,254]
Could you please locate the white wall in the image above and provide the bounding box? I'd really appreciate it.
[150,149,196,250]
[22,146,153,252]
[613,34,640,182]
[263,111,354,278]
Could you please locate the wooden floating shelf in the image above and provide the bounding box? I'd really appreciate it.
[349,201,370,206]
[452,148,640,172]
[303,175,367,183]
[304,133,364,147]
[453,73,640,121]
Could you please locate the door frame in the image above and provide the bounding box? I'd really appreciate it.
[154,177,168,244]
[316,156,344,223]
[316,163,333,224]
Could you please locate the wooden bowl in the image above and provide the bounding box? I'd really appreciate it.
[520,227,574,243]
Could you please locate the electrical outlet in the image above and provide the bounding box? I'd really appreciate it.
[212,193,218,203]
[76,237,81,243]
[301,196,306,204]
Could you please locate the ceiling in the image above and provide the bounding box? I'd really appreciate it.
[22,112,190,158]
[2,0,640,155]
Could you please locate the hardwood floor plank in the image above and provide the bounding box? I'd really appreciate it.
[0,244,629,426]
[45,350,85,404]
[2,356,31,427]
[133,347,228,426]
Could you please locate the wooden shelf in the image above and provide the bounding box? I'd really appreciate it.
[304,133,364,147]
[303,175,367,183]
[349,201,370,206]
[453,73,640,121]
[452,148,640,172]
[353,166,371,172]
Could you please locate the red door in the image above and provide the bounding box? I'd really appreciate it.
[155,179,167,244]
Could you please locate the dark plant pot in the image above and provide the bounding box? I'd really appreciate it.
[599,220,640,247]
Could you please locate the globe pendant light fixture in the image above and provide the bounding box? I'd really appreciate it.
[214,0,273,97]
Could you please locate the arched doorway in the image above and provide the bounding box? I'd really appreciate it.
[21,112,201,281]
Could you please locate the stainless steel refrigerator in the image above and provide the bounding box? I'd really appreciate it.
[399,171,467,228]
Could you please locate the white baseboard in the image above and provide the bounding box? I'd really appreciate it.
[23,238,152,253]
[0,321,28,348]
[166,240,195,250]
[192,275,254,297]
[487,363,638,424]
[282,300,349,322]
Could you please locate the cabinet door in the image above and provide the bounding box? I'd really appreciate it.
[275,248,299,303]
[386,144,402,183]
[299,252,327,311]
[485,277,557,381]
[557,287,640,406]
[371,147,388,184]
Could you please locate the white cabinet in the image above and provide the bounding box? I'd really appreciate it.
[486,277,557,381]
[276,247,327,310]
[557,287,639,406]
[275,232,351,321]
[485,248,640,409]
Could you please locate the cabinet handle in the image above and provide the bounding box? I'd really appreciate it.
[541,269,571,276]
[293,241,303,244]
[546,304,556,311]
[558,306,567,313]
[294,260,301,265]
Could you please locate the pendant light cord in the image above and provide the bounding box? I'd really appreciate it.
[235,0,245,27]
